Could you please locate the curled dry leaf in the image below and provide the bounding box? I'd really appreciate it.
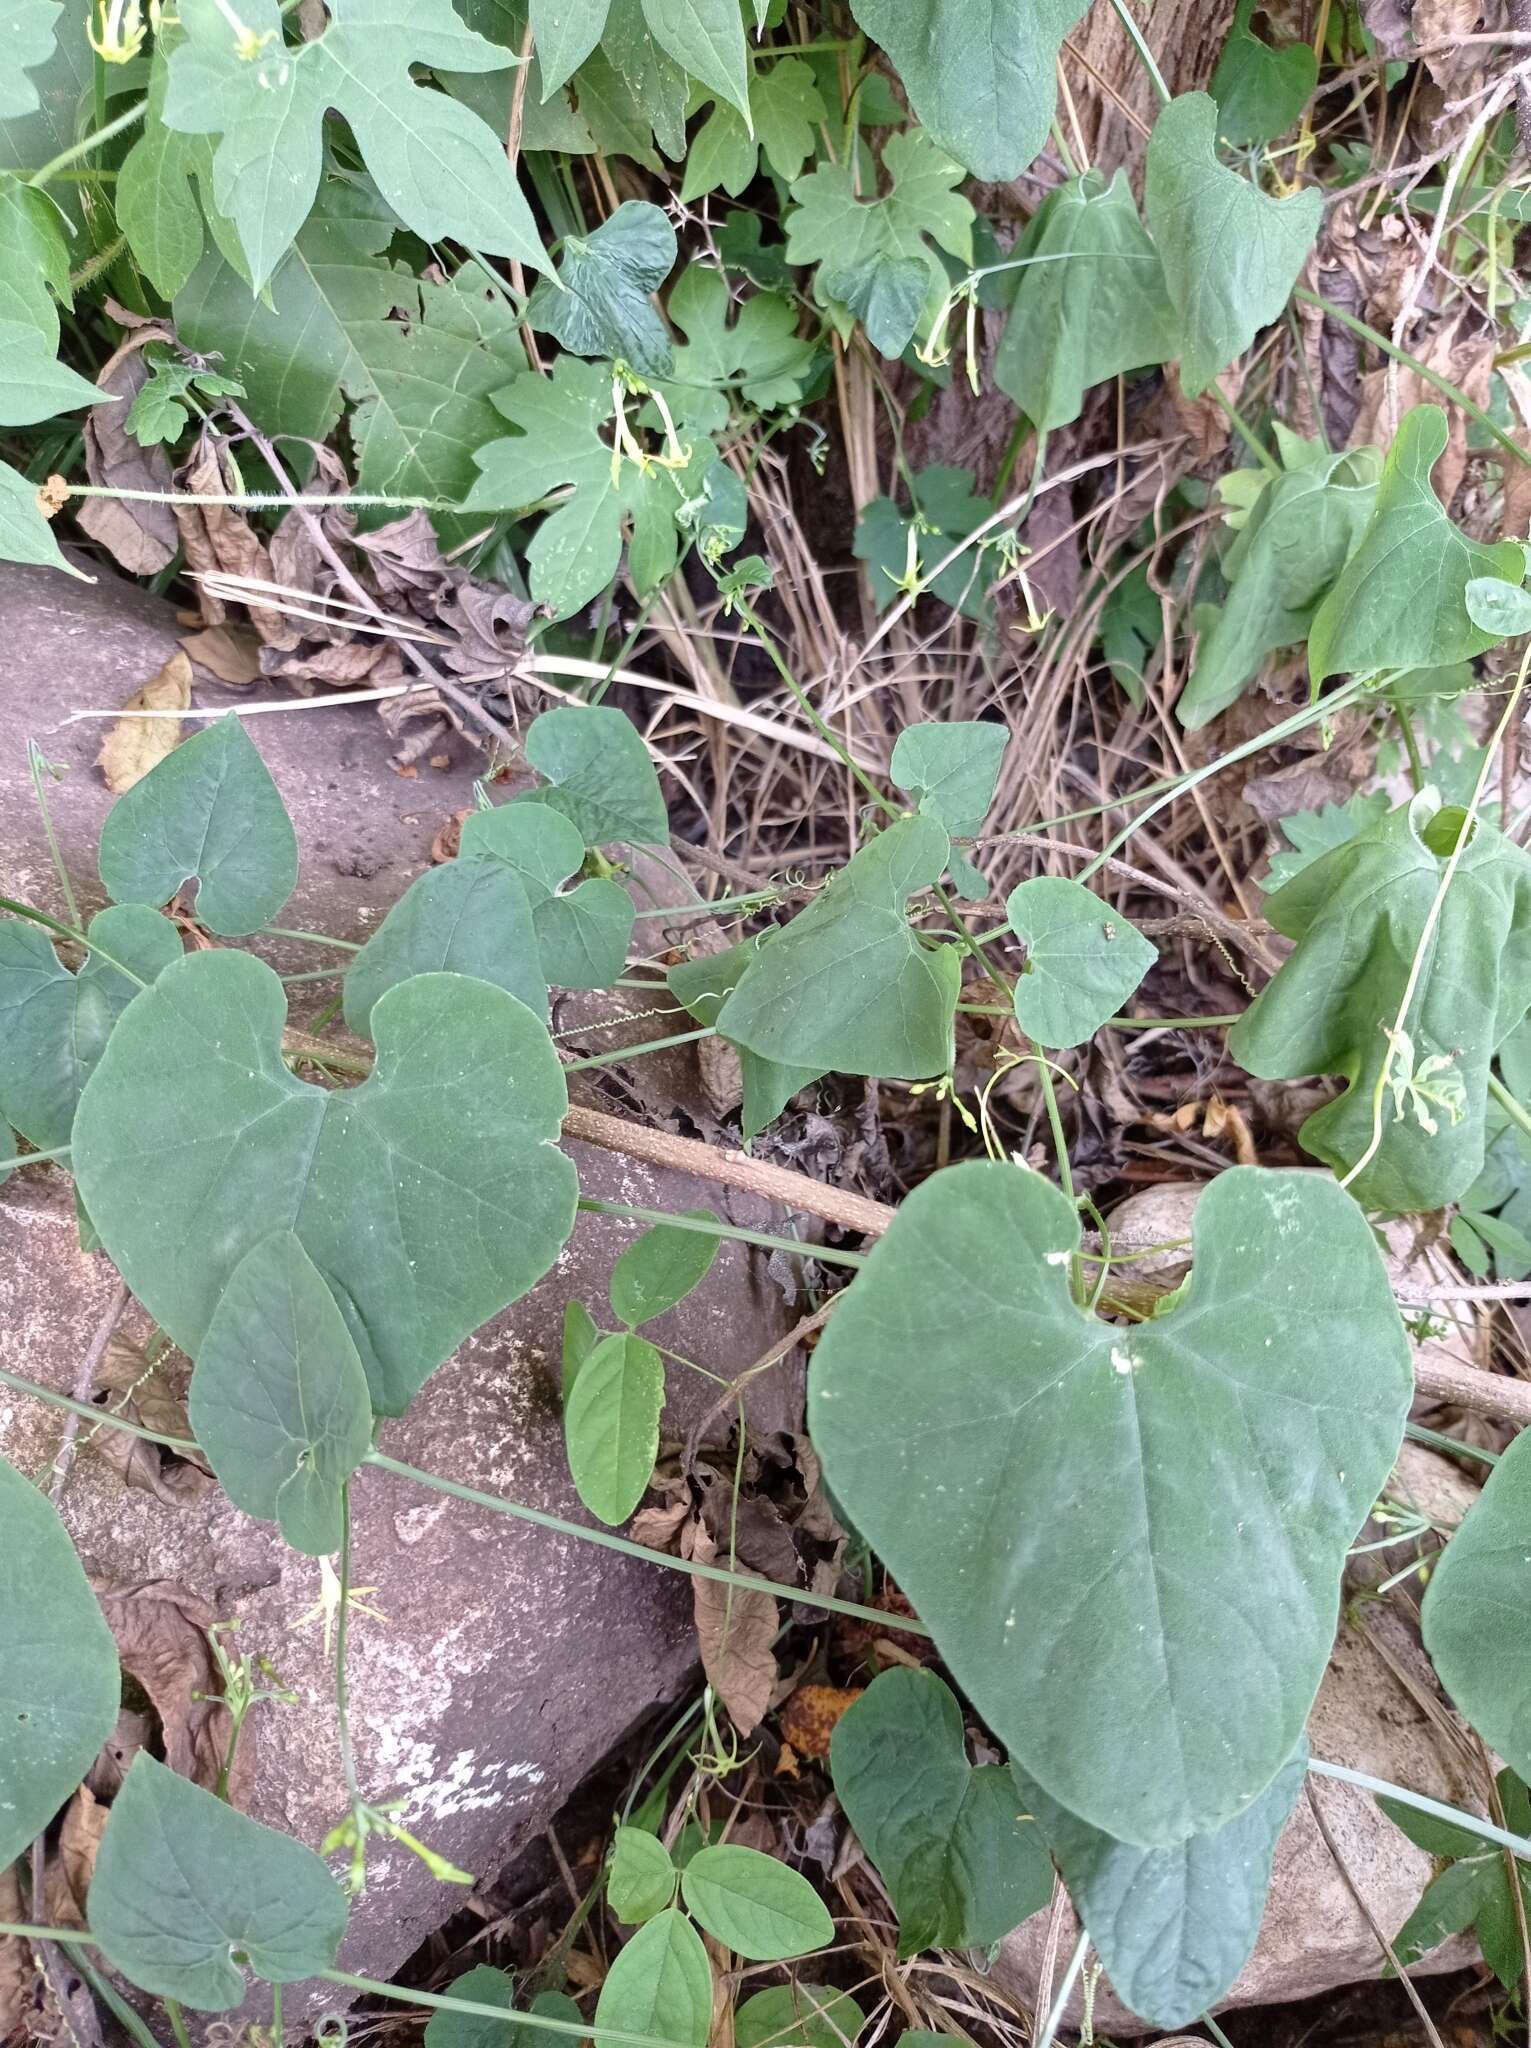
[683,1518,777,1736]
[779,1684,864,1761]
[86,1707,154,1800]
[74,331,179,577]
[180,625,262,688]
[1351,314,1493,510]
[96,651,193,795]
[91,1580,252,1804]
[174,435,288,641]
[42,1785,108,1928]
[91,1333,214,1506]
[0,1866,33,2042]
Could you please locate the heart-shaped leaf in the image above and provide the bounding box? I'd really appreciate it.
[1423,1424,1531,1783]
[1006,877,1156,1046]
[460,802,635,990]
[715,814,960,1079]
[97,714,298,936]
[73,952,578,1416]
[343,860,547,1037]
[890,720,1008,835]
[609,1825,677,1924]
[594,1908,712,2048]
[668,939,822,1140]
[831,1668,1051,1956]
[188,1231,374,1556]
[809,1162,1410,1846]
[609,1213,720,1328]
[521,705,669,847]
[89,1752,348,2008]
[680,1844,834,1961]
[564,1331,665,1525]
[1012,1745,1306,2026]
[0,906,181,1150]
[528,201,677,376]
[735,1986,865,2048]
[0,1455,120,1869]
[1209,0,1318,143]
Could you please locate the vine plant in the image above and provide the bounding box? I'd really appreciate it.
[6,0,1531,2040]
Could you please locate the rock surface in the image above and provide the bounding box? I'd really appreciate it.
[0,561,808,2016]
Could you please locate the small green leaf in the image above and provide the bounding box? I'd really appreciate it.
[848,0,1089,180]
[342,860,547,1037]
[1382,1771,1531,1990]
[528,202,677,376]
[531,0,610,92]
[97,714,298,937]
[602,0,689,158]
[1466,573,1531,638]
[1424,1427,1531,1783]
[680,1845,834,1961]
[1308,409,1528,684]
[1262,790,1389,891]
[831,1669,1052,1957]
[668,940,822,1139]
[425,1970,586,2048]
[521,705,670,846]
[1100,561,1159,705]
[90,1753,349,2008]
[735,1985,865,2048]
[116,28,227,302]
[658,266,820,435]
[562,1299,600,1401]
[638,0,748,120]
[680,100,756,201]
[890,721,1007,835]
[995,171,1177,432]
[810,1163,1411,1846]
[609,1826,677,1924]
[1006,877,1156,1046]
[189,1231,374,1557]
[0,1454,120,1870]
[1013,1747,1306,2026]
[461,802,634,990]
[1209,0,1318,144]
[752,57,826,179]
[1144,92,1320,397]
[594,1908,711,2048]
[0,455,80,575]
[716,815,959,1080]
[854,468,994,621]
[609,1214,721,1327]
[564,1331,665,1525]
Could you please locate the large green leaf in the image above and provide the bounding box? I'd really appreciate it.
[668,939,822,1140]
[995,172,1178,432]
[831,1669,1051,1956]
[0,319,105,424]
[639,0,748,119]
[1307,407,1527,685]
[73,953,578,1416]
[96,715,298,938]
[1144,93,1320,397]
[810,1163,1410,1846]
[1179,446,1379,729]
[90,1753,349,2008]
[659,265,820,434]
[680,1845,834,1961]
[189,1231,374,1556]
[530,0,610,92]
[527,201,677,377]
[1210,0,1318,144]
[0,906,181,1151]
[0,1455,119,1870]
[1013,1748,1306,2026]
[786,131,973,358]
[520,705,669,846]
[848,0,1089,180]
[342,860,547,1036]
[1423,1426,1531,1784]
[1227,791,1531,1211]
[716,815,960,1080]
[0,175,69,338]
[564,1331,665,1525]
[163,0,546,293]
[0,0,61,118]
[594,1908,712,2048]
[1005,877,1156,1047]
[116,24,249,301]
[460,802,634,989]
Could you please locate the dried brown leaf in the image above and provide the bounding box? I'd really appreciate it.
[42,1787,106,1929]
[0,1866,33,2045]
[683,1520,777,1735]
[92,1581,249,1802]
[96,651,192,794]
[174,436,290,642]
[74,334,178,577]
[180,625,262,687]
[629,1498,692,1551]
[778,1684,863,1761]
[85,1708,153,1800]
[1351,315,1494,509]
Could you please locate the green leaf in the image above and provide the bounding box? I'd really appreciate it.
[521,705,670,846]
[1005,877,1156,1046]
[609,1214,721,1328]
[124,352,245,448]
[752,57,826,180]
[424,1969,586,2048]
[891,721,1007,835]
[786,130,973,357]
[847,0,1089,180]
[1263,790,1390,891]
[461,802,634,989]
[1144,92,1321,397]
[639,0,748,120]
[0,0,61,119]
[594,1908,711,2048]
[680,100,756,202]
[188,1231,374,1556]
[1013,1748,1306,2026]
[562,1298,600,1399]
[564,1331,665,1524]
[0,1454,119,1870]
[528,202,676,376]
[0,319,107,425]
[0,456,79,575]
[810,1162,1411,1846]
[97,714,298,938]
[609,1825,677,1924]
[1466,573,1531,638]
[1227,791,1531,1211]
[680,1845,834,1961]
[831,1669,1051,1957]
[1209,0,1318,144]
[163,0,546,295]
[531,0,610,92]
[0,174,70,337]
[1424,1427,1531,1783]
[659,266,819,434]
[995,171,1177,432]
[0,907,181,1152]
[668,940,822,1139]
[854,467,994,621]
[343,860,547,1037]
[1308,409,1528,684]
[603,0,689,158]
[1100,560,1159,706]
[73,953,578,1416]
[90,1753,349,2008]
[716,814,960,1079]
[117,29,233,302]
[1382,1771,1531,1990]
[1179,446,1379,729]
[734,1985,864,2048]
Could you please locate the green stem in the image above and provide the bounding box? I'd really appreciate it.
[1405,1419,1498,1466]
[0,1365,197,1450]
[1489,1072,1531,1147]
[28,743,81,932]
[320,1971,702,2048]
[334,1486,363,1806]
[26,98,146,187]
[564,1026,714,1072]
[575,1196,865,1269]
[1035,1055,1075,1203]
[65,483,452,510]
[1034,1928,1092,2048]
[1105,1012,1244,1029]
[364,1450,931,1636]
[1106,0,1172,101]
[1308,1759,1531,1858]
[1204,381,1280,473]
[260,927,364,953]
[733,596,895,823]
[0,1143,73,1170]
[164,1999,193,2048]
[0,895,148,986]
[1395,700,1426,793]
